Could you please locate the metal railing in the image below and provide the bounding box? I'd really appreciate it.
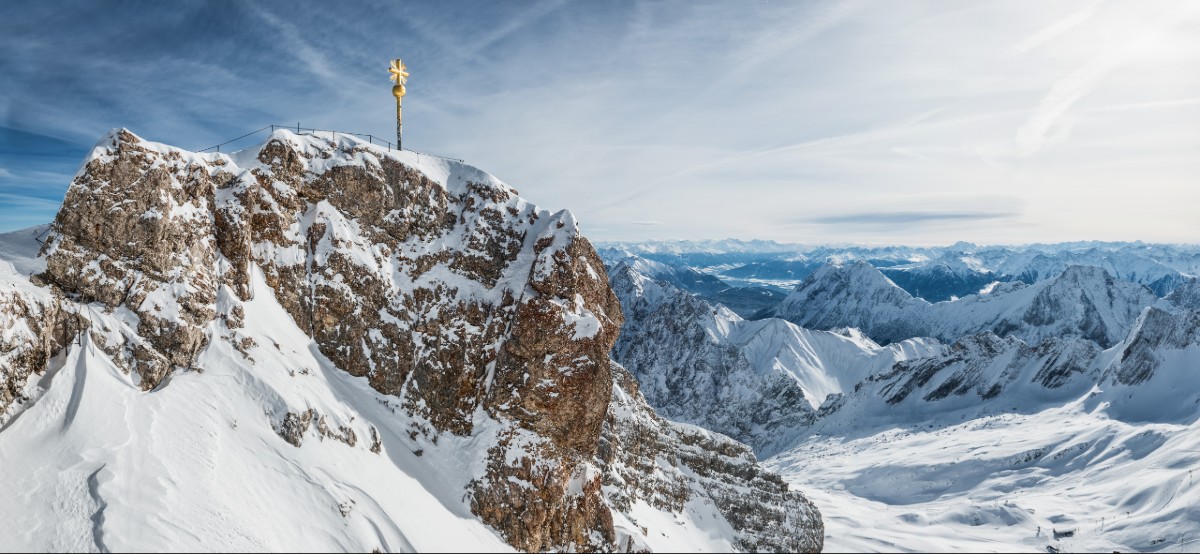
[197,124,462,162]
[32,224,52,246]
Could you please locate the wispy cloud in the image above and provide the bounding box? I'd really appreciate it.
[1014,4,1200,157]
[0,193,67,212]
[1005,1,1100,58]
[1013,48,1129,157]
[244,4,340,83]
[801,210,1018,227]
[1,1,1198,243]
[1087,97,1200,112]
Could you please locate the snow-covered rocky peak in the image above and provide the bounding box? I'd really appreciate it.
[769,261,928,344]
[772,258,1154,349]
[811,260,909,292]
[0,129,823,552]
[1107,307,1200,390]
[998,249,1187,296]
[609,262,937,457]
[1162,277,1200,311]
[1013,264,1156,347]
[774,260,923,313]
[878,252,999,302]
[605,254,730,296]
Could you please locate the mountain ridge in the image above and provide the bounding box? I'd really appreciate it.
[0,128,822,552]
[770,261,1156,348]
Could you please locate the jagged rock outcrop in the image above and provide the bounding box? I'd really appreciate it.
[1161,277,1200,312]
[4,129,823,552]
[609,263,815,456]
[41,135,229,389]
[870,333,1102,407]
[610,261,932,458]
[0,286,83,416]
[1110,307,1200,386]
[601,364,823,553]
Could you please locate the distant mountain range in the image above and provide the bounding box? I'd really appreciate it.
[598,239,1200,305]
[600,240,1200,552]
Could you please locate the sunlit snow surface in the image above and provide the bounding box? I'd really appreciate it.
[769,399,1200,553]
[0,264,515,552]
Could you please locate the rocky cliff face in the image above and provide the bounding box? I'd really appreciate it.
[867,332,1102,408]
[1109,307,1200,386]
[609,263,816,456]
[0,283,72,415]
[609,261,935,458]
[0,226,84,421]
[601,363,824,553]
[2,129,822,552]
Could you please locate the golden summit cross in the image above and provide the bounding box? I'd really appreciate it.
[389,58,409,150]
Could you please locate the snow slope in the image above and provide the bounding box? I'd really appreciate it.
[0,266,516,552]
[766,301,1200,552]
[769,402,1200,553]
[0,225,49,277]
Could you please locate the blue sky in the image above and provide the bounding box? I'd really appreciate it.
[1,1,1198,244]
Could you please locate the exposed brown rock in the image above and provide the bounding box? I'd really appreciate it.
[40,130,221,389]
[601,363,825,553]
[0,289,86,414]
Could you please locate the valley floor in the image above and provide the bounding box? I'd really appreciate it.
[769,400,1200,553]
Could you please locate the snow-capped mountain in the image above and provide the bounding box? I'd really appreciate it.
[994,248,1187,296]
[761,261,928,341]
[598,240,1198,305]
[602,254,732,296]
[770,261,1156,348]
[602,242,1200,552]
[1161,277,1200,312]
[609,262,937,457]
[596,253,787,318]
[598,239,806,256]
[878,252,1000,302]
[0,129,822,552]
